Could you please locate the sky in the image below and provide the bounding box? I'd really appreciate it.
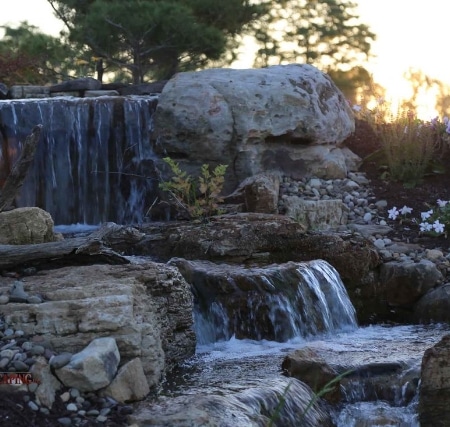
[0,0,448,118]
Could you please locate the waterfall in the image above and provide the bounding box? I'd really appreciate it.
[171,258,357,345]
[0,96,159,225]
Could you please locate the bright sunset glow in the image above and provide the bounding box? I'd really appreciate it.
[1,0,449,120]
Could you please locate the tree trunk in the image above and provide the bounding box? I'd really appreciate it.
[0,223,144,270]
[0,125,42,212]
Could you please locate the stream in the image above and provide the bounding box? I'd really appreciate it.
[161,323,449,426]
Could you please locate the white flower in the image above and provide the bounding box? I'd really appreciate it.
[400,205,413,215]
[421,210,433,221]
[437,199,448,208]
[420,222,433,232]
[388,207,399,220]
[433,220,445,234]
[352,105,362,112]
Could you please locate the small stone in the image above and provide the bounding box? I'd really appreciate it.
[40,407,50,415]
[57,417,72,426]
[59,391,70,402]
[9,281,29,302]
[50,353,72,369]
[27,295,43,304]
[0,358,9,369]
[0,295,9,304]
[22,342,33,351]
[28,401,39,411]
[96,415,108,423]
[363,212,372,223]
[87,409,100,416]
[30,345,45,356]
[4,328,14,337]
[13,360,29,371]
[67,403,78,412]
[70,388,80,399]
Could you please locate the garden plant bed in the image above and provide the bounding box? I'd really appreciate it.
[344,119,450,252]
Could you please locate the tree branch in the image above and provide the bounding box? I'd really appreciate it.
[0,125,42,212]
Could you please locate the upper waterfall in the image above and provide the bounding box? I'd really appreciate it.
[0,96,159,225]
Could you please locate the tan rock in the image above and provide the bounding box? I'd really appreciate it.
[102,358,150,403]
[0,207,58,244]
[0,262,195,387]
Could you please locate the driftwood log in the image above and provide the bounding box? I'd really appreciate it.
[0,125,42,212]
[0,223,145,270]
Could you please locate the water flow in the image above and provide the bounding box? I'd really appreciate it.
[194,259,357,345]
[0,96,159,224]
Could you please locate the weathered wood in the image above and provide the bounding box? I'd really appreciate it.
[0,125,42,212]
[0,223,144,270]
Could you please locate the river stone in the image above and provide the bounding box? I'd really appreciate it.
[154,64,356,192]
[0,262,195,388]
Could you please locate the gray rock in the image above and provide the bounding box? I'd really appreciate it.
[154,64,356,192]
[102,358,150,403]
[9,281,29,303]
[0,207,58,245]
[50,353,73,369]
[55,337,120,392]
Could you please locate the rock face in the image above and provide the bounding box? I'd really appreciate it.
[153,64,357,192]
[419,334,450,427]
[0,207,60,244]
[0,262,195,387]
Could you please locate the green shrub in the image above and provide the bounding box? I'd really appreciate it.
[159,157,228,219]
[354,99,445,188]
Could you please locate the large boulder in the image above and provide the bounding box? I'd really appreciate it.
[0,262,195,387]
[153,64,357,192]
[0,207,60,244]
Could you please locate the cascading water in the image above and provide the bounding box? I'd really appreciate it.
[0,95,159,225]
[173,259,358,345]
[157,258,450,426]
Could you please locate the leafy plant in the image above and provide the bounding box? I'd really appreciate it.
[353,99,448,188]
[159,157,228,220]
[386,200,448,238]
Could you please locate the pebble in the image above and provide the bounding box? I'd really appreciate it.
[67,403,78,412]
[28,401,39,411]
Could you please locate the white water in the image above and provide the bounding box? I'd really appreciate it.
[163,324,449,426]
